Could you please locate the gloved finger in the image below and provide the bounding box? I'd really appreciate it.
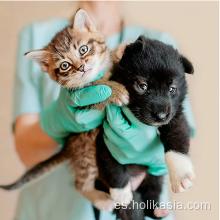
[73,108,105,125]
[75,118,103,132]
[67,85,112,107]
[121,106,149,129]
[105,104,135,138]
[103,120,136,163]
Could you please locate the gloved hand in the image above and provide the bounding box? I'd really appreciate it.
[40,85,112,144]
[103,104,168,176]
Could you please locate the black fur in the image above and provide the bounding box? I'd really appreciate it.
[113,192,145,220]
[96,36,194,220]
[112,36,193,153]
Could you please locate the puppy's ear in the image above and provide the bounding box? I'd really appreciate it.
[136,35,145,44]
[112,40,134,62]
[181,55,194,74]
[119,36,144,67]
[126,35,145,53]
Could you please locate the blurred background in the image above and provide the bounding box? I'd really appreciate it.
[0,1,218,220]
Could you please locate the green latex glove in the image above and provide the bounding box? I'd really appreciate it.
[103,104,168,176]
[40,85,112,144]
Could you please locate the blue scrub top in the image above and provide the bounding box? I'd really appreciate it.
[13,18,195,220]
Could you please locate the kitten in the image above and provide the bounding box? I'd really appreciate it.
[0,9,128,211]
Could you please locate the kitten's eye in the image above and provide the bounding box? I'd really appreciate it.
[169,86,176,93]
[60,62,70,70]
[79,45,88,55]
[139,83,148,91]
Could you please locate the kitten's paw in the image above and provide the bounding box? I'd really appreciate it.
[110,182,133,205]
[94,199,115,211]
[165,151,195,193]
[114,94,129,106]
[113,86,129,106]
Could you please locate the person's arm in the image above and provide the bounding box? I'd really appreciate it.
[14,85,112,168]
[15,114,58,168]
[13,24,50,168]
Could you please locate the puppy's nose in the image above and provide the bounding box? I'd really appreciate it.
[153,112,169,122]
[77,65,84,72]
[157,112,167,120]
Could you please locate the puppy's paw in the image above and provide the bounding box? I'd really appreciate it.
[171,172,195,193]
[154,208,170,218]
[165,151,195,193]
[109,182,133,205]
[94,199,115,211]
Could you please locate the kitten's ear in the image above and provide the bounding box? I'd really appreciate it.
[180,55,194,74]
[25,50,48,72]
[73,9,96,32]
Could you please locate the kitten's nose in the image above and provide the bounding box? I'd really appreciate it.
[77,65,85,72]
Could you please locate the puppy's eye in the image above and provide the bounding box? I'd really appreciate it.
[60,61,70,70]
[169,86,176,93]
[139,83,148,91]
[79,45,88,55]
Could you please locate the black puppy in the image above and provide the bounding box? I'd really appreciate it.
[96,36,195,219]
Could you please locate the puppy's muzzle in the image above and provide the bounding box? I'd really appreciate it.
[152,112,170,122]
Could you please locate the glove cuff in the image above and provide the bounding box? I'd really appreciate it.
[40,101,70,144]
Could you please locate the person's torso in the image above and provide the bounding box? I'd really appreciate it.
[15,18,175,220]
